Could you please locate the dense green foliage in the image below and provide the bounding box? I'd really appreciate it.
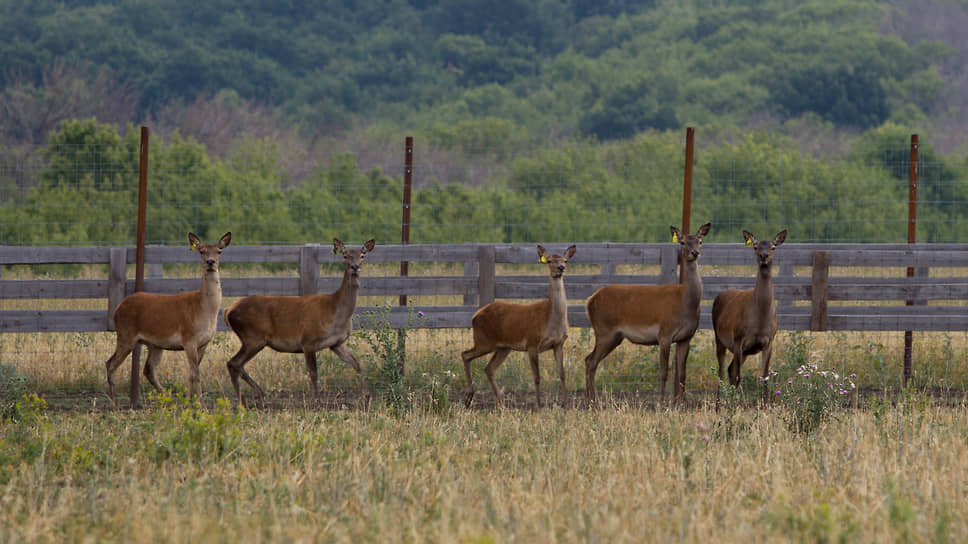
[0,0,955,138]
[1,2,966,245]
[3,119,967,245]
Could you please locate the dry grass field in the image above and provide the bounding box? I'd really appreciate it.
[1,394,967,542]
[4,262,968,541]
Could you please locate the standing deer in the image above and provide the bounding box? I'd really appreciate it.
[712,229,787,395]
[223,238,374,407]
[461,245,577,408]
[105,231,232,409]
[584,223,711,403]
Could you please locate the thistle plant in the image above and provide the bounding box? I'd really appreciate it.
[774,361,857,435]
[357,301,426,414]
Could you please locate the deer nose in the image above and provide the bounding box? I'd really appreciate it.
[557,265,565,272]
[206,259,216,267]
[691,250,699,258]
[350,264,360,272]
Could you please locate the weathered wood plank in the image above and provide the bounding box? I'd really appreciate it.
[299,245,320,297]
[810,251,830,331]
[478,245,495,307]
[0,311,107,333]
[0,246,113,264]
[0,279,111,299]
[107,248,125,331]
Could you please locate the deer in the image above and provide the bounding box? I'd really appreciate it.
[104,231,232,409]
[461,245,577,409]
[223,238,374,407]
[712,230,787,396]
[584,223,711,404]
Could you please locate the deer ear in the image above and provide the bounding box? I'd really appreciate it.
[697,222,711,237]
[670,226,681,243]
[362,239,375,253]
[219,232,232,249]
[188,232,200,251]
[743,230,756,247]
[565,245,576,260]
[537,245,547,263]
[774,230,787,246]
[332,239,344,255]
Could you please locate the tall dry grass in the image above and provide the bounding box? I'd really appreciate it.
[1,396,966,542]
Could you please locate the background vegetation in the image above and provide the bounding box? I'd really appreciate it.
[2,0,968,246]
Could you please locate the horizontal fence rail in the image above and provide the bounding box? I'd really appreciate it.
[1,243,967,334]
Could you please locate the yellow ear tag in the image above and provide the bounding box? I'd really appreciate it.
[539,255,548,264]
[671,232,679,243]
[190,241,199,251]
[745,238,754,247]
[332,247,340,255]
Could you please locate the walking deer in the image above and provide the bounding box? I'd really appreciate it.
[712,230,787,395]
[223,238,374,407]
[105,231,232,409]
[461,245,577,408]
[584,223,711,403]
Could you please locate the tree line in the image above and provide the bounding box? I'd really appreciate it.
[2,119,965,246]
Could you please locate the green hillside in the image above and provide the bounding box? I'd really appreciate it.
[2,1,967,246]
[0,0,960,144]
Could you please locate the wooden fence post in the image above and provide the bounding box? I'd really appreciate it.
[477,245,495,307]
[660,244,679,285]
[299,245,320,296]
[810,251,830,331]
[463,258,479,306]
[107,247,127,331]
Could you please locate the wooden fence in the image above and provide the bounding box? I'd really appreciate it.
[1,243,967,334]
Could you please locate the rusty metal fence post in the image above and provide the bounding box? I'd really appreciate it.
[129,126,149,407]
[397,136,413,375]
[680,127,695,282]
[903,134,919,386]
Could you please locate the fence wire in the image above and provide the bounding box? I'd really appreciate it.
[2,132,968,403]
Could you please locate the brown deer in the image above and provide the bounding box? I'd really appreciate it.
[584,223,711,403]
[105,231,232,409]
[712,230,787,394]
[223,238,374,407]
[461,245,577,408]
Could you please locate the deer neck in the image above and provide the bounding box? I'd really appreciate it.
[751,264,775,318]
[199,268,222,315]
[547,274,568,323]
[332,267,360,322]
[680,258,703,310]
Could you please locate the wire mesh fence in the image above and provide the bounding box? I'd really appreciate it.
[2,128,968,405]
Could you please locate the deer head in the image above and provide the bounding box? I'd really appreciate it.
[743,230,787,267]
[189,231,231,272]
[671,223,711,263]
[538,245,577,278]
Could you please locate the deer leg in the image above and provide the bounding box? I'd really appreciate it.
[183,345,202,404]
[554,344,568,408]
[760,341,775,401]
[673,339,691,404]
[461,346,489,407]
[658,341,672,400]
[584,332,622,402]
[142,346,165,394]
[527,348,542,409]
[226,342,267,406]
[715,335,728,382]
[303,350,320,402]
[330,342,370,406]
[105,340,135,410]
[483,348,512,406]
[729,351,744,387]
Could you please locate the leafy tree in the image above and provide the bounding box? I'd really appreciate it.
[580,79,679,140]
[770,64,889,128]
